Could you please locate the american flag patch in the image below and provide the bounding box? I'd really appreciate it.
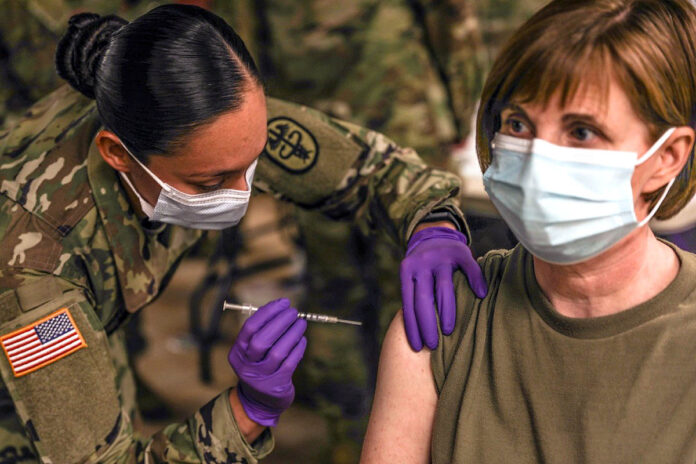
[0,308,87,377]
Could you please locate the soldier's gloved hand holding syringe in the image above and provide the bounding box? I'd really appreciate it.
[227,299,307,440]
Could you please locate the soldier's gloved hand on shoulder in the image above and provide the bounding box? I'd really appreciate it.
[401,226,488,351]
[228,298,307,427]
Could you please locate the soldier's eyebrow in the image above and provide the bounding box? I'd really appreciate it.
[186,169,240,178]
[186,144,267,178]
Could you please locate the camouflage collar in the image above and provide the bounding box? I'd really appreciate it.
[87,140,202,313]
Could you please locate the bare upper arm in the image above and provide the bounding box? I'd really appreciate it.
[360,310,437,463]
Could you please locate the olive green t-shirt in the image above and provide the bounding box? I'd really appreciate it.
[431,242,696,464]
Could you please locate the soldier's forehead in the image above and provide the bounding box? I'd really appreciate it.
[173,87,267,169]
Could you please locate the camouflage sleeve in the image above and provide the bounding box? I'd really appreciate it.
[0,272,273,464]
[410,0,485,139]
[255,97,468,250]
[145,389,274,464]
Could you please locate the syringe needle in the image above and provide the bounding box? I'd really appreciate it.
[336,318,362,326]
[222,302,363,326]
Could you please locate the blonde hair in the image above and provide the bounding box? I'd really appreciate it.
[476,0,696,219]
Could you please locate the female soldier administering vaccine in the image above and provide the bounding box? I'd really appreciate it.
[0,4,486,463]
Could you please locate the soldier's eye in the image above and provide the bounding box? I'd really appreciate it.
[198,181,224,192]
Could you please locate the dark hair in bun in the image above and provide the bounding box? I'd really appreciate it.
[55,13,128,99]
[54,4,262,161]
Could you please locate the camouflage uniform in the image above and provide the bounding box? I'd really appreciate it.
[219,0,484,163]
[0,0,166,128]
[0,84,465,462]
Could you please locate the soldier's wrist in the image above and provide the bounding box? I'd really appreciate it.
[417,209,462,230]
[229,388,266,443]
[414,209,460,235]
[413,220,458,234]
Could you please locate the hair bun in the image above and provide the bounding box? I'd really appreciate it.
[55,13,128,99]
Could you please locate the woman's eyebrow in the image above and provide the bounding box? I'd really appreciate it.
[502,103,537,132]
[502,103,534,122]
[562,113,612,134]
[562,113,603,125]
[502,102,527,114]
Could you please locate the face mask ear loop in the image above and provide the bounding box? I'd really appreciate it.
[120,142,170,192]
[118,171,156,218]
[638,177,676,227]
[634,127,677,227]
[243,159,258,192]
[636,128,677,165]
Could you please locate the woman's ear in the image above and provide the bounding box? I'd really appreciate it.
[95,130,132,173]
[643,126,695,193]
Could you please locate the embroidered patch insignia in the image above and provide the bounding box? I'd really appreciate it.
[0,308,87,377]
[263,117,319,173]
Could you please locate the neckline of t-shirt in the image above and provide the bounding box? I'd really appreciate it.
[522,240,696,339]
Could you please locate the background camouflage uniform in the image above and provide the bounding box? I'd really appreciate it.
[0,0,166,128]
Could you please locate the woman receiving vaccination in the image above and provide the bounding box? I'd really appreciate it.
[0,3,486,463]
[363,0,696,462]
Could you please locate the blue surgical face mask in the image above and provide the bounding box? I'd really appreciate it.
[118,143,257,230]
[483,128,676,264]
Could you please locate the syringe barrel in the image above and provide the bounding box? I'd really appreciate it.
[223,303,257,314]
[298,312,338,324]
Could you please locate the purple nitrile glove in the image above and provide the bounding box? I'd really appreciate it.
[400,226,488,351]
[228,298,307,427]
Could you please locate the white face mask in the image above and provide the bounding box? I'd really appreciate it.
[118,144,257,230]
[483,128,676,264]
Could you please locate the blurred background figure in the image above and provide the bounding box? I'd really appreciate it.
[0,1,546,462]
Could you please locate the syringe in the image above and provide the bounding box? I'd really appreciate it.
[222,302,363,326]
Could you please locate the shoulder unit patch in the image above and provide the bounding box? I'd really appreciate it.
[263,117,319,173]
[0,308,87,377]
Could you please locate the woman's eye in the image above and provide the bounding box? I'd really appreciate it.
[503,117,530,135]
[570,126,596,142]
